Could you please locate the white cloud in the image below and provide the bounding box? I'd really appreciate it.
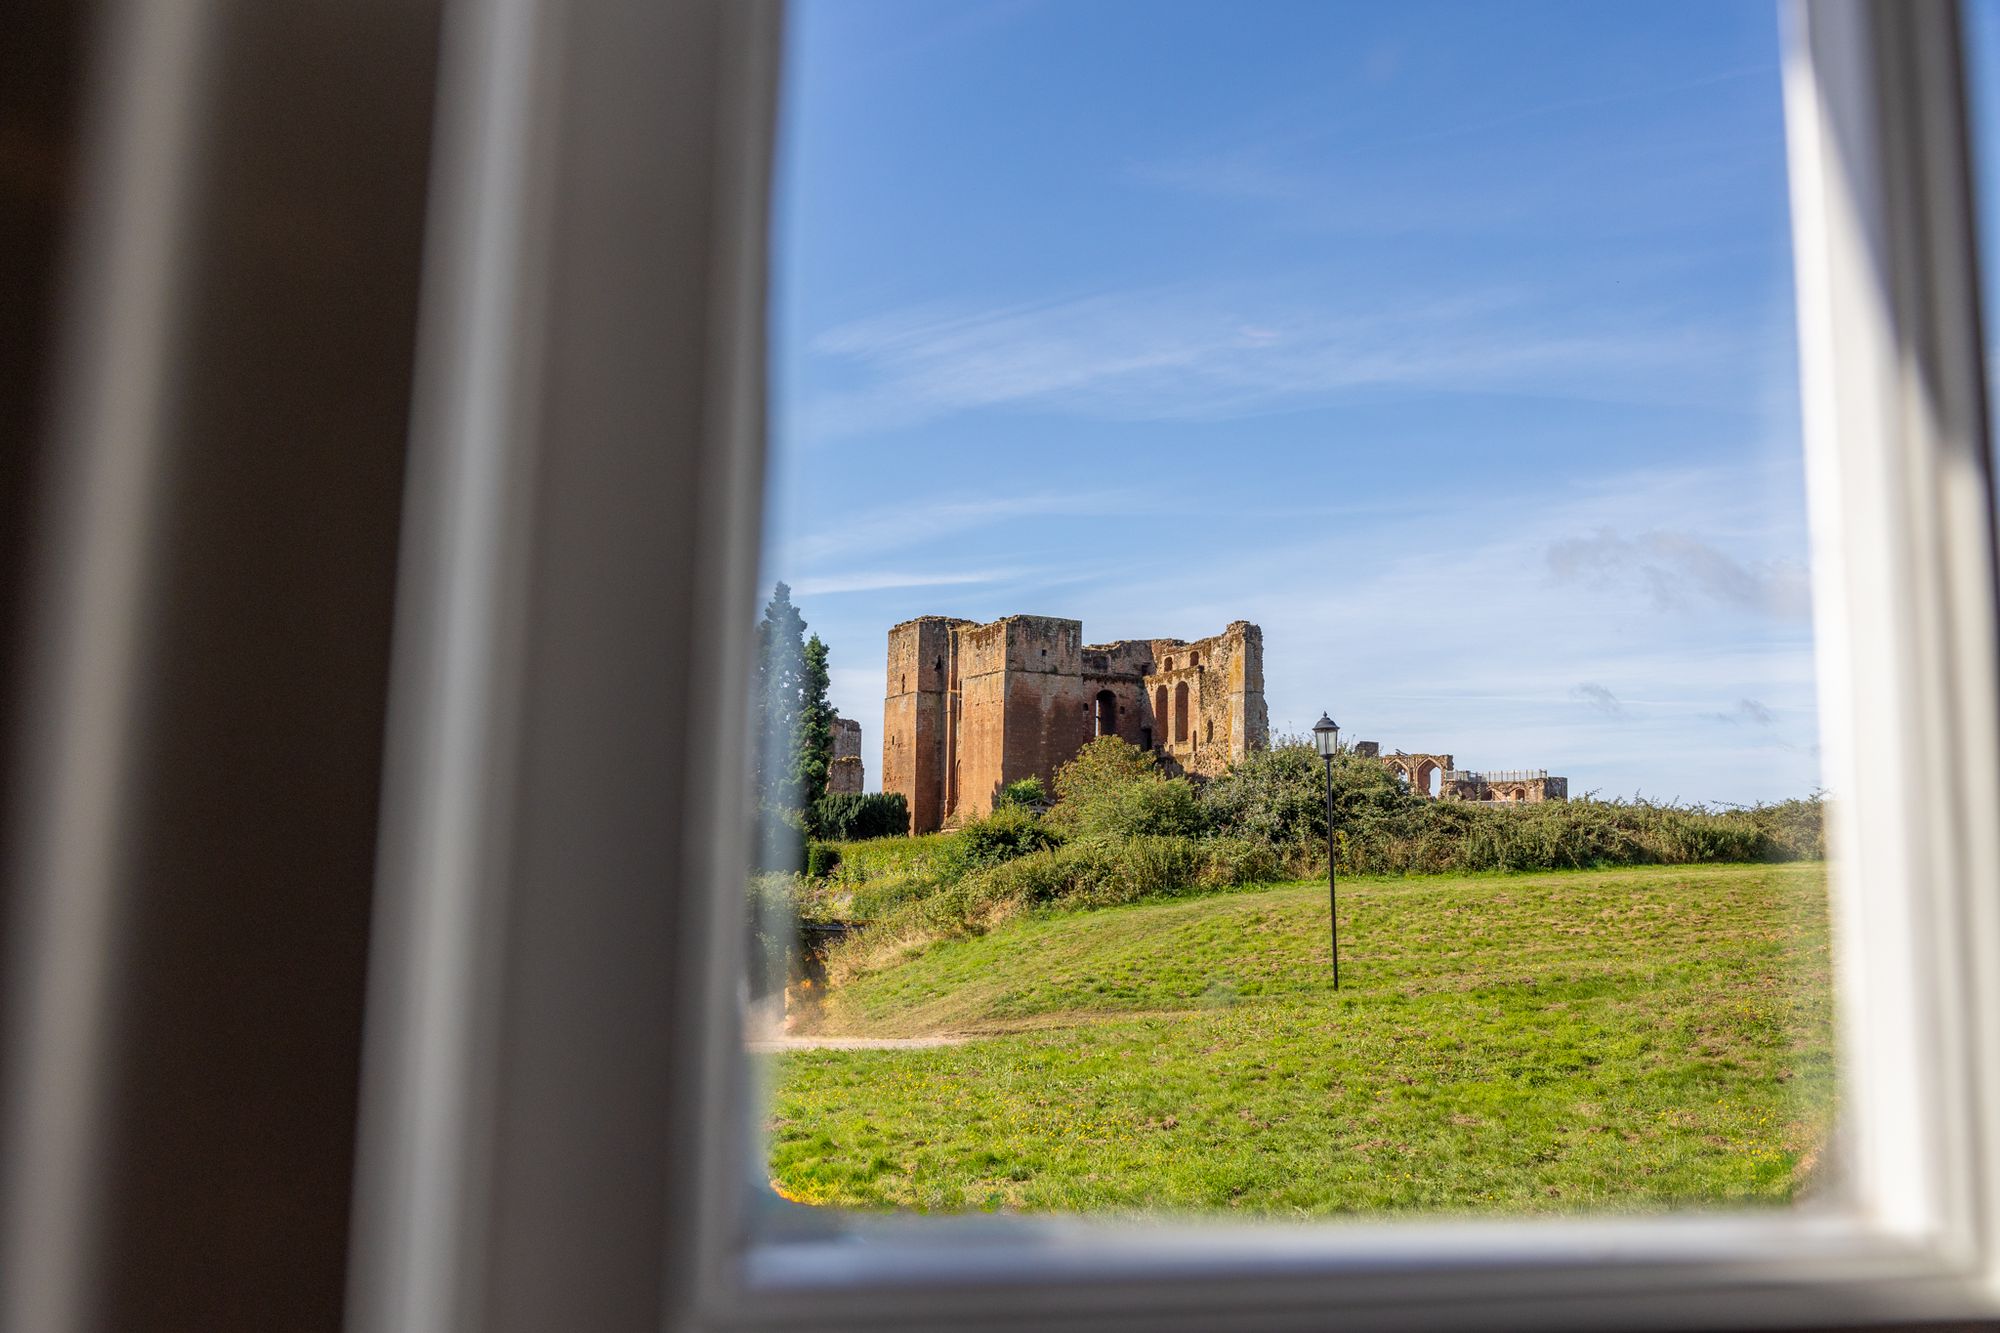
[1546,528,1811,621]
[1705,697,1777,726]
[776,491,1125,568]
[792,282,1740,441]
[789,567,1033,597]
[1071,458,1820,802]
[1571,682,1625,717]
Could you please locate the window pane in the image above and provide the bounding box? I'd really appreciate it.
[750,0,1830,1222]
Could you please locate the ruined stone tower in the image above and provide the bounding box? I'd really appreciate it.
[827,716,863,795]
[883,615,1268,833]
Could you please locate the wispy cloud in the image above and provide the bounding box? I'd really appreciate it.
[1571,682,1626,717]
[777,491,1125,568]
[1049,458,1819,802]
[1705,697,1776,726]
[1545,528,1810,621]
[1125,64,1776,229]
[788,567,1032,597]
[795,283,1737,441]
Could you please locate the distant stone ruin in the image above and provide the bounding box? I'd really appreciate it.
[827,716,864,795]
[1354,740,1567,803]
[884,615,1269,833]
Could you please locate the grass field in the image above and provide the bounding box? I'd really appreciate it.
[763,862,1834,1217]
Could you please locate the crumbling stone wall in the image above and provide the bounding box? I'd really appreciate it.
[1374,751,1454,799]
[827,716,863,795]
[1357,740,1568,804]
[884,614,1268,831]
[1142,623,1268,779]
[1442,772,1568,803]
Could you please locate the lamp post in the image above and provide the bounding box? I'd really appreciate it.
[1312,712,1341,989]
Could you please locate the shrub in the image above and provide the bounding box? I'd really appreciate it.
[804,840,840,879]
[996,776,1048,811]
[753,801,809,872]
[1046,737,1209,843]
[1201,741,1406,850]
[809,790,909,841]
[745,870,803,996]
[827,833,1290,981]
[1050,736,1161,806]
[944,804,1056,873]
[1196,835,1282,888]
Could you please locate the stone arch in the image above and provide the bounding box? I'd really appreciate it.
[1093,689,1117,738]
[1189,649,1200,667]
[1163,655,1174,671]
[1413,758,1440,798]
[1154,685,1167,733]
[1173,681,1190,743]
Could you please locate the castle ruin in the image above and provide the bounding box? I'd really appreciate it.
[1354,741,1568,803]
[884,615,1269,833]
[827,716,864,795]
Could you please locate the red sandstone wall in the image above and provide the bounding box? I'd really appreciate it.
[882,617,964,833]
[1141,622,1266,777]
[1081,639,1159,752]
[888,614,1269,830]
[951,619,1011,823]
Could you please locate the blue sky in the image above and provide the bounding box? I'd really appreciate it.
[760,0,1818,805]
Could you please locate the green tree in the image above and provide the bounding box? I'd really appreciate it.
[751,581,837,809]
[752,582,806,807]
[794,633,835,801]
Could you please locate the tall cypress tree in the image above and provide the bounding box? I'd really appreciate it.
[751,582,835,810]
[752,582,806,807]
[794,634,835,802]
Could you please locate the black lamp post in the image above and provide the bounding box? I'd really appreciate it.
[1312,712,1341,988]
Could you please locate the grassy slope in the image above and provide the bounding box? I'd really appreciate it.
[766,863,1833,1217]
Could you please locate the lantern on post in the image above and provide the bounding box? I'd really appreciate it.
[1312,713,1341,988]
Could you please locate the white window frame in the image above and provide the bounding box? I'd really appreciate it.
[344,1,2000,1329]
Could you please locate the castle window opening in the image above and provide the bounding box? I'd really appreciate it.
[1174,681,1190,743]
[1141,727,1153,751]
[1094,689,1117,738]
[1205,719,1213,743]
[1189,650,1199,667]
[1163,656,1174,671]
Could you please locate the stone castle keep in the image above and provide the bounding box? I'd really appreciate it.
[884,616,1269,833]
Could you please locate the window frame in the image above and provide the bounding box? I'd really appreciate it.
[344,1,2000,1329]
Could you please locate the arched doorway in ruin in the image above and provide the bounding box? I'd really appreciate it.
[1413,759,1440,798]
[1173,681,1190,743]
[1093,689,1117,738]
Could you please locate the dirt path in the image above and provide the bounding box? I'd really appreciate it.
[746,1033,976,1052]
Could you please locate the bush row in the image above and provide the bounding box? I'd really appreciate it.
[824,834,1280,984]
[798,737,1825,981]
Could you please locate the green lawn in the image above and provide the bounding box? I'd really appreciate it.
[764,862,1834,1217]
